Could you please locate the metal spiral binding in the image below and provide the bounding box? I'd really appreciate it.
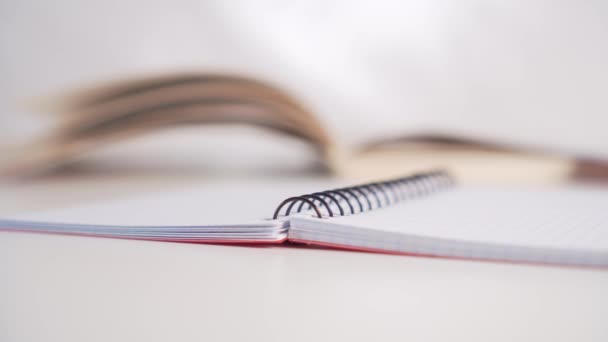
[272,170,454,219]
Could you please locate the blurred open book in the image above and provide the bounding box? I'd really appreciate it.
[3,73,607,183]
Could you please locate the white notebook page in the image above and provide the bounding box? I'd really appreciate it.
[289,186,608,266]
[5,179,338,226]
[0,178,338,241]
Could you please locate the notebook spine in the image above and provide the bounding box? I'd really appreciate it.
[272,170,454,219]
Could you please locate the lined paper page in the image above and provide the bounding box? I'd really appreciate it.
[290,186,608,266]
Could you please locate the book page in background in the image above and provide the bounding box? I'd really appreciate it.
[2,1,607,159]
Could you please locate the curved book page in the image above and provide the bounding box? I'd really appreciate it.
[4,74,333,177]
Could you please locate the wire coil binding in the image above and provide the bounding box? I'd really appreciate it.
[272,170,454,219]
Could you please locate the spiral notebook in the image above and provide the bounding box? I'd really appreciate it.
[2,171,608,267]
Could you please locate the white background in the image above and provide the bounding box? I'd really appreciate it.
[1,3,608,339]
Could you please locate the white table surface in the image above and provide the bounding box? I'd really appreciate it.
[1,172,607,342]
